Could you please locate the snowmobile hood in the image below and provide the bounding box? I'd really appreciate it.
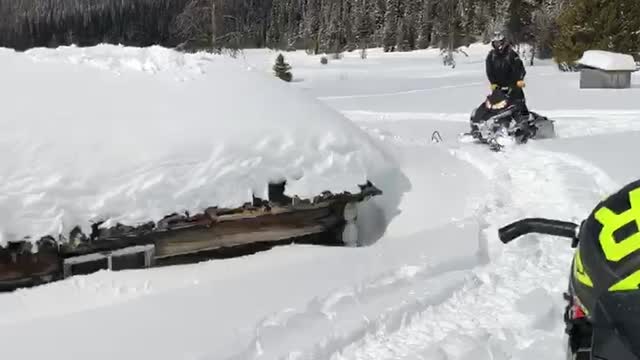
[591,291,640,360]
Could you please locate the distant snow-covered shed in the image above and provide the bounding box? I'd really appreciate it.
[577,50,638,89]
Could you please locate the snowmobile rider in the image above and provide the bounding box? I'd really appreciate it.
[486,32,529,115]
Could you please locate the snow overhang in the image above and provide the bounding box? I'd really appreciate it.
[577,50,638,72]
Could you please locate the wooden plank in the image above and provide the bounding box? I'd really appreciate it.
[0,252,60,282]
[215,202,330,222]
[154,206,340,258]
[154,225,329,258]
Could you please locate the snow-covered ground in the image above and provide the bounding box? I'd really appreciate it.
[2,44,640,360]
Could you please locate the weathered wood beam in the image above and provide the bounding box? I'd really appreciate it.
[0,182,382,292]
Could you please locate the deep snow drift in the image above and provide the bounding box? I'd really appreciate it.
[2,43,640,360]
[25,44,216,79]
[0,45,407,245]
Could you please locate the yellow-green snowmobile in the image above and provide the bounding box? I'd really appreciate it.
[499,179,640,359]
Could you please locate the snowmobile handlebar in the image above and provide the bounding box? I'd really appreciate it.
[498,218,580,244]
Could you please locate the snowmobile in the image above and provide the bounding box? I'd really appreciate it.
[499,179,640,360]
[462,87,556,151]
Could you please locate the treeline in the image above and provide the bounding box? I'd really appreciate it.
[0,0,638,65]
[0,0,189,49]
[265,0,567,59]
[0,0,271,50]
[0,0,565,55]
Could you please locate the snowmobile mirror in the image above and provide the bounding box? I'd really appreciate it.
[498,218,579,244]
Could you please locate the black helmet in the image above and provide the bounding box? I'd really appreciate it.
[491,32,507,53]
[573,179,640,359]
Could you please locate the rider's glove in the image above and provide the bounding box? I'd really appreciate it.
[516,80,526,88]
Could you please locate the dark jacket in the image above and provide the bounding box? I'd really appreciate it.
[486,47,526,88]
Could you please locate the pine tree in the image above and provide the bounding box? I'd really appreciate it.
[273,53,293,81]
[354,0,374,53]
[285,0,303,49]
[303,0,321,54]
[318,0,339,53]
[397,0,419,51]
[266,2,282,48]
[530,0,565,60]
[325,0,344,56]
[554,0,640,66]
[373,0,387,45]
[343,0,356,51]
[477,0,509,42]
[434,0,464,51]
[382,0,398,51]
[416,0,433,49]
[461,0,481,46]
[506,0,536,47]
[395,0,409,51]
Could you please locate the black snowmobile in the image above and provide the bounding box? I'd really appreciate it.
[499,179,640,360]
[462,87,555,151]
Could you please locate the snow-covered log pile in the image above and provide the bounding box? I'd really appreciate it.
[0,45,408,291]
[0,180,382,291]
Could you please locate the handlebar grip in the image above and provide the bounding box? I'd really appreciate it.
[498,218,579,244]
[498,221,527,244]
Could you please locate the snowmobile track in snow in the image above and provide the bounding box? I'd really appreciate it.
[319,82,485,101]
[224,245,483,360]
[346,109,640,141]
[336,144,619,360]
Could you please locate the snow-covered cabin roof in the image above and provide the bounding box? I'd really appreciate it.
[0,45,407,245]
[577,50,638,71]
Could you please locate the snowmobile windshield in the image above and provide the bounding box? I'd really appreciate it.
[487,89,508,104]
[591,291,640,360]
[485,89,511,111]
